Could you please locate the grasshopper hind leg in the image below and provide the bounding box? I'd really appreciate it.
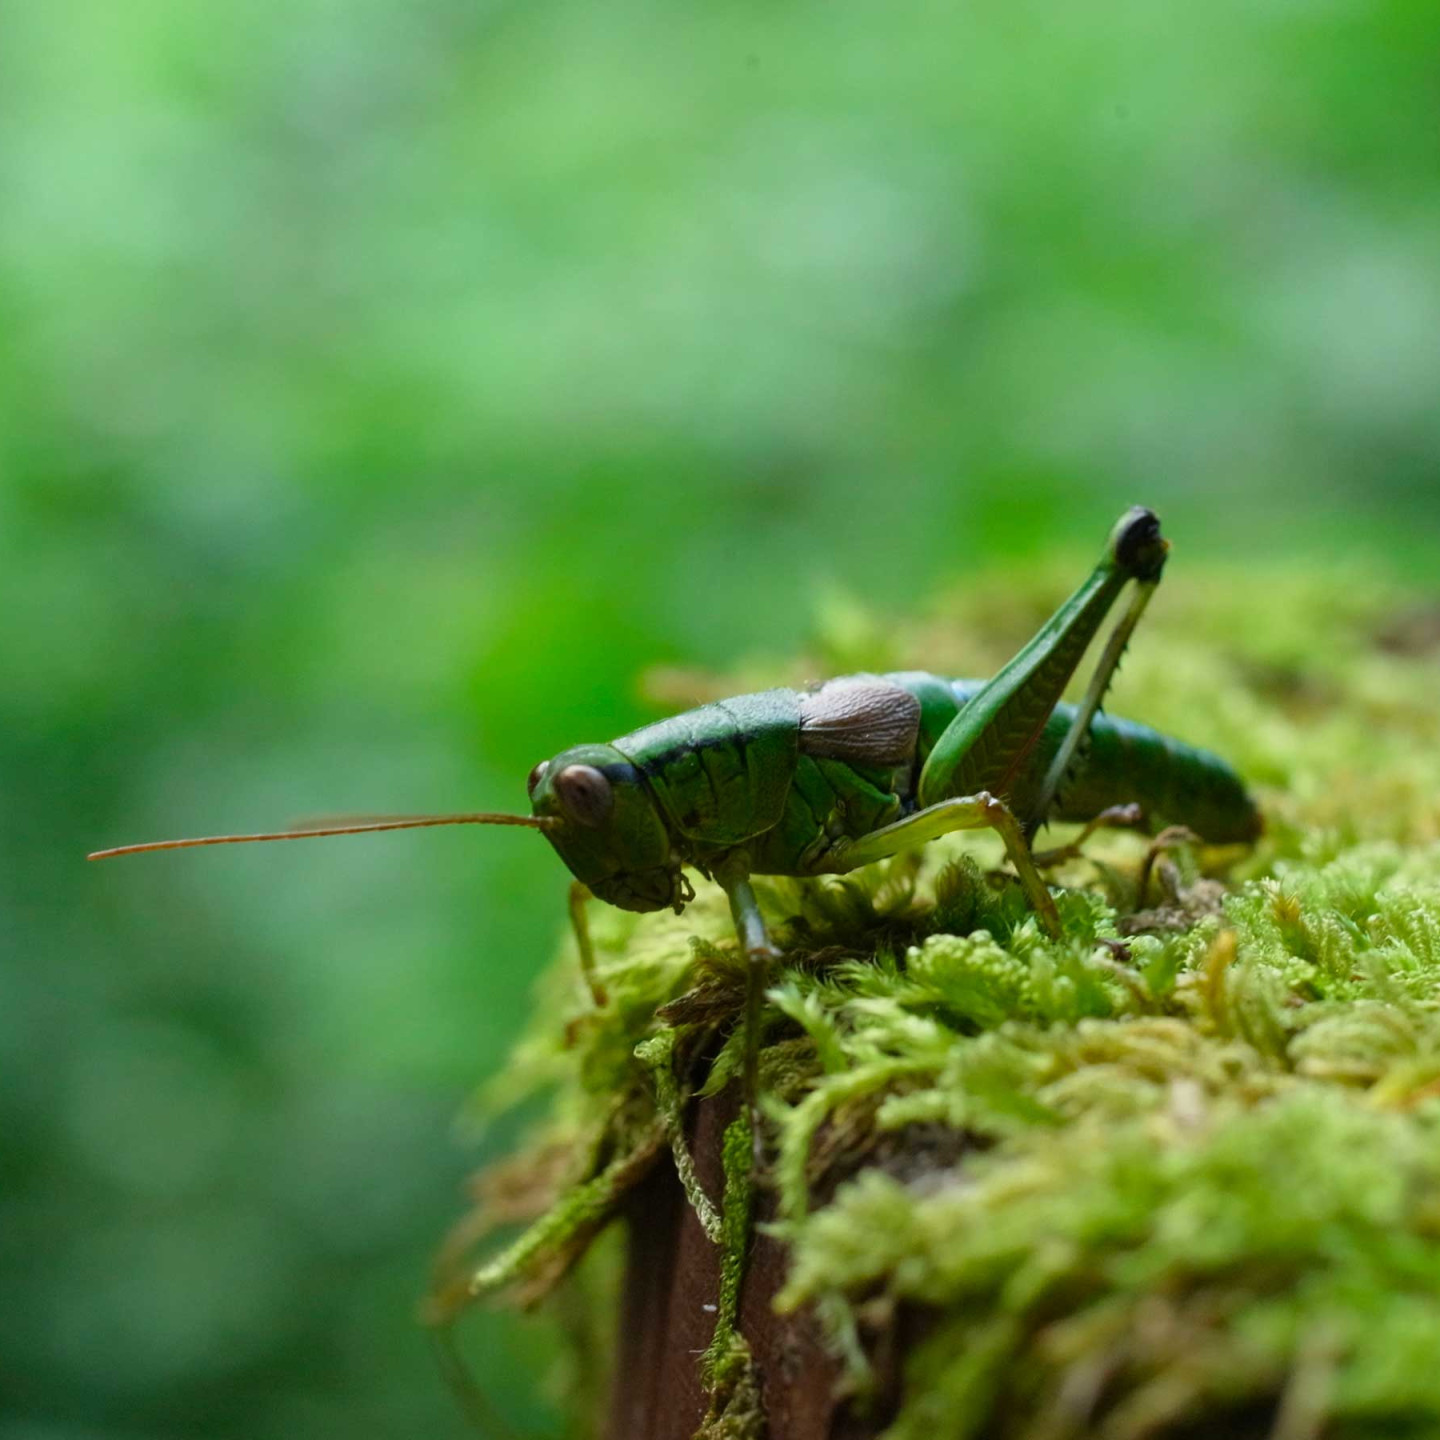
[870,509,1169,934]
[1021,572,1164,842]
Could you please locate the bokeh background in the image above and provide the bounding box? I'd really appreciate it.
[2,0,1437,1436]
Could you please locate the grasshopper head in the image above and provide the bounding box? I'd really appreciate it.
[528,744,684,913]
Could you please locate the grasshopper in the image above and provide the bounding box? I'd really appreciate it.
[91,508,1259,1111]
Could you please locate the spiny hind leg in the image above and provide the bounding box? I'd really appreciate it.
[903,509,1168,931]
[915,511,1163,816]
[826,792,1062,938]
[915,508,1168,818]
[1032,803,1147,868]
[1021,565,1165,842]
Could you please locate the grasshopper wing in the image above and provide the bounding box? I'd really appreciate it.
[799,677,921,765]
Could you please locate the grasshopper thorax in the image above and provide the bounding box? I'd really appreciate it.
[528,743,683,913]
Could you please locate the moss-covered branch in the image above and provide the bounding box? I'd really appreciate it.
[431,568,1440,1439]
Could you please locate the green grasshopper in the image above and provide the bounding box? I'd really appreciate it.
[92,508,1258,1106]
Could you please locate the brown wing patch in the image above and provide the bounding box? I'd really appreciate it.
[798,678,921,765]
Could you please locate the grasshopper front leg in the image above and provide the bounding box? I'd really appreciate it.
[714,856,780,1139]
[837,509,1170,937]
[567,880,607,1007]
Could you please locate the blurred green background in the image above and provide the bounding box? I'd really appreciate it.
[2,0,1436,1435]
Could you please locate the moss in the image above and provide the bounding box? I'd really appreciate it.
[431,567,1440,1438]
[701,1112,758,1384]
[695,1333,766,1440]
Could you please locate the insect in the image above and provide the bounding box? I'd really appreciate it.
[91,508,1259,1107]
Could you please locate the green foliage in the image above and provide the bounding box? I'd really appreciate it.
[780,1092,1440,1440]
[8,0,1440,1432]
[453,571,1440,1437]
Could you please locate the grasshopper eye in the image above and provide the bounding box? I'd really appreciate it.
[527,761,549,796]
[554,765,613,827]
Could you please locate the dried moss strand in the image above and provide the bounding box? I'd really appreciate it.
[637,1030,724,1244]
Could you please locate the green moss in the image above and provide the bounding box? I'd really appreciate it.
[432,568,1440,1438]
[701,1113,758,1384]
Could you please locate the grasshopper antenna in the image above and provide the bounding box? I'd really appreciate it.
[88,812,551,860]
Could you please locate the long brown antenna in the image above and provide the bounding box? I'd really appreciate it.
[87,812,550,861]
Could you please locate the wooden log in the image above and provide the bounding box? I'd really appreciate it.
[605,1091,889,1440]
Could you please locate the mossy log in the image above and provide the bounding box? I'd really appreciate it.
[432,569,1440,1440]
[606,1088,876,1440]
